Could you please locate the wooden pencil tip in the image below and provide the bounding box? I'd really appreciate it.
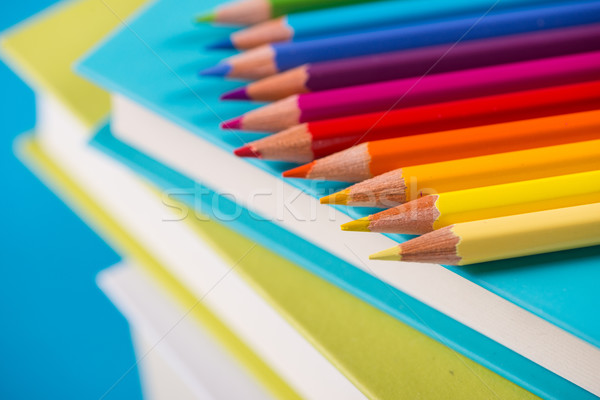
[199,63,231,77]
[221,116,243,130]
[320,190,350,205]
[195,12,216,23]
[282,162,314,178]
[369,246,402,261]
[221,87,250,100]
[206,38,234,50]
[234,145,260,158]
[341,218,371,232]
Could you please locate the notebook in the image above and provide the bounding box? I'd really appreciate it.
[76,0,600,397]
[98,261,272,400]
[2,1,541,398]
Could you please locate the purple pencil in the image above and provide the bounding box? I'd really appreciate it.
[221,23,600,102]
[221,50,600,132]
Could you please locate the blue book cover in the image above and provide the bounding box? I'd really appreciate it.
[77,0,600,398]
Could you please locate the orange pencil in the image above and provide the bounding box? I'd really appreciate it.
[283,109,600,182]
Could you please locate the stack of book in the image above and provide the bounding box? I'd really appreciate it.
[2,0,599,398]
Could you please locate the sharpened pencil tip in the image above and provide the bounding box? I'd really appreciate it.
[320,189,350,205]
[206,37,235,50]
[195,12,216,23]
[341,218,371,232]
[234,145,260,158]
[199,63,231,77]
[283,162,314,178]
[220,116,243,130]
[221,87,250,100]
[369,246,402,261]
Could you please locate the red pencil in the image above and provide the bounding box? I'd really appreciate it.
[234,80,600,162]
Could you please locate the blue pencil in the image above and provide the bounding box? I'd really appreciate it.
[201,0,600,80]
[210,0,570,50]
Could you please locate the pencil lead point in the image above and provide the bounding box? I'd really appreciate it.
[320,189,350,205]
[234,145,260,158]
[341,218,371,232]
[220,116,243,130]
[221,87,250,100]
[206,38,234,50]
[199,63,231,77]
[369,246,402,261]
[282,162,314,178]
[195,12,216,23]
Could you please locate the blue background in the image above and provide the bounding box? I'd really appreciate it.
[0,2,142,399]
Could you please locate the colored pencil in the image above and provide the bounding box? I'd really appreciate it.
[222,23,600,101]
[200,0,600,79]
[195,0,375,26]
[320,140,600,208]
[215,0,565,49]
[341,170,600,235]
[233,80,600,162]
[222,50,600,132]
[369,202,600,265]
[283,109,600,182]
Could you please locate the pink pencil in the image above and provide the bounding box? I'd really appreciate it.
[222,50,600,132]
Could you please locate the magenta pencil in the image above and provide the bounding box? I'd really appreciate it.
[222,50,600,132]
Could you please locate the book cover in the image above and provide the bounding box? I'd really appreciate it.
[0,0,147,128]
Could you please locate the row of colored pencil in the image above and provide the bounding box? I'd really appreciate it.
[198,0,600,266]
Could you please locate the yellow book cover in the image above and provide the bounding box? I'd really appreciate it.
[1,0,148,128]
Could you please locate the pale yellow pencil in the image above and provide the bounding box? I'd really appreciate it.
[370,203,600,265]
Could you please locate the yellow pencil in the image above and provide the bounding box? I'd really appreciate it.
[320,139,600,208]
[369,203,600,265]
[342,170,600,235]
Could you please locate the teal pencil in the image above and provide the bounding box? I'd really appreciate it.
[212,0,567,49]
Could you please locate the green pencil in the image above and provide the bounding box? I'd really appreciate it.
[196,0,378,26]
